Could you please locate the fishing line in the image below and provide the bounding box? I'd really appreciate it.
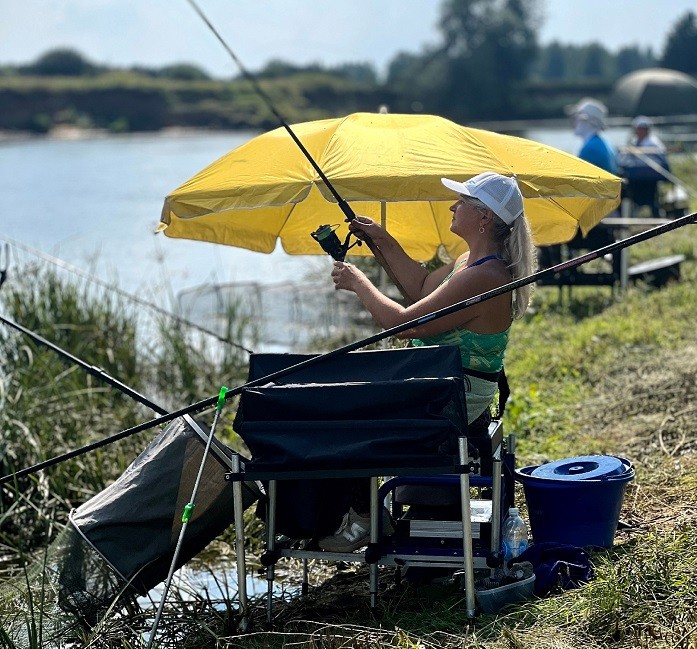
[185,0,351,218]
[0,236,253,354]
[184,0,411,300]
[2,210,694,486]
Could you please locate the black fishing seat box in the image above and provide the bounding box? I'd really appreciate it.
[226,345,515,625]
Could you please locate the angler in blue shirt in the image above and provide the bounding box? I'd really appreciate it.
[567,98,618,175]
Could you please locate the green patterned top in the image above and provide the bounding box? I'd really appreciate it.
[411,255,510,373]
[410,256,511,422]
[411,326,509,374]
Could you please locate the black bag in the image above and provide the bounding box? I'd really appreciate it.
[235,347,469,540]
[256,478,351,539]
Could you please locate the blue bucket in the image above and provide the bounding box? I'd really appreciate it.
[515,455,634,548]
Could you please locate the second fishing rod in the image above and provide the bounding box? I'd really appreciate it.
[0,312,252,499]
[2,210,695,487]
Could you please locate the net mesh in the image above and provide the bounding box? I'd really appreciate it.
[178,280,376,351]
[0,417,261,646]
[0,524,137,646]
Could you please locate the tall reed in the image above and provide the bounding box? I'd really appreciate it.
[0,266,253,553]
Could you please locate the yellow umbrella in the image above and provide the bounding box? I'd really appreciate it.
[159,112,621,261]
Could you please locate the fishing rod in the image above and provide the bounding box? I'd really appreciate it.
[184,0,410,300]
[0,313,167,415]
[0,312,250,482]
[0,236,253,355]
[2,210,694,487]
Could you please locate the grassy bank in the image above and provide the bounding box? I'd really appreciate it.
[0,67,618,135]
[1,172,696,646]
[203,220,696,649]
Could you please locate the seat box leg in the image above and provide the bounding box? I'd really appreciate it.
[458,437,476,618]
[265,480,278,627]
[369,477,380,611]
[491,446,503,557]
[232,454,250,632]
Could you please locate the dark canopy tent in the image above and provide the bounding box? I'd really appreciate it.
[608,68,697,116]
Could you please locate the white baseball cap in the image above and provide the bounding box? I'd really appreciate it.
[441,172,524,225]
[631,115,652,128]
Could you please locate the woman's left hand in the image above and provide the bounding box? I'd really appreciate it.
[331,261,366,292]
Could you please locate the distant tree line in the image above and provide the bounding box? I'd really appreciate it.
[1,1,695,131]
[4,48,216,82]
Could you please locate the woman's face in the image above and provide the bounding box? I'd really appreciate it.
[450,196,483,237]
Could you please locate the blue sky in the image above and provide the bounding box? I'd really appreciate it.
[1,1,695,78]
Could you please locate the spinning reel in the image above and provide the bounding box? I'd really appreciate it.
[310,223,362,262]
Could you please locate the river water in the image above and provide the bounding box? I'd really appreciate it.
[0,125,632,304]
[0,130,330,305]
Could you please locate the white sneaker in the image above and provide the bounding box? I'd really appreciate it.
[318,507,394,552]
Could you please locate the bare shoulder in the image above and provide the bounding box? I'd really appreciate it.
[422,260,456,295]
[450,259,511,290]
[484,259,514,284]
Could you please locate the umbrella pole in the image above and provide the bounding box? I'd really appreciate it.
[4,212,695,484]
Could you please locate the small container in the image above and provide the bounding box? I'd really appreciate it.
[475,575,536,614]
[515,455,634,547]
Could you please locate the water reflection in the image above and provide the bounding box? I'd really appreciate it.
[138,554,294,611]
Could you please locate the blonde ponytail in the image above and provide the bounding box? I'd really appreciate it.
[493,214,537,318]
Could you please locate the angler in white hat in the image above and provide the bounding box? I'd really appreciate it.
[566,97,618,174]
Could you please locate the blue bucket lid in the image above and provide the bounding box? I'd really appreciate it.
[530,455,628,481]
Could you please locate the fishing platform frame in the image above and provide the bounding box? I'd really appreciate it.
[226,345,515,626]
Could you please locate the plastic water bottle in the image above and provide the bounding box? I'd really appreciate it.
[502,507,529,567]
